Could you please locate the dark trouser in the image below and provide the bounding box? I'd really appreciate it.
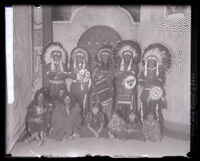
[80,126,109,138]
[109,129,124,139]
[52,120,73,141]
[101,99,113,124]
[49,82,66,100]
[46,111,53,132]
[70,83,89,121]
[28,121,48,135]
[141,102,164,136]
[76,93,89,121]
[117,103,131,123]
[119,130,146,141]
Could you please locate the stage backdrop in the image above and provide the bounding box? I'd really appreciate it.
[6,6,33,153]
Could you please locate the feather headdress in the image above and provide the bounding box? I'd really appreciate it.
[143,43,172,75]
[42,42,67,65]
[96,45,114,63]
[115,40,141,64]
[71,47,89,63]
[71,47,89,69]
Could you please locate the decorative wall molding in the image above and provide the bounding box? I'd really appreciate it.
[53,5,139,59]
[52,6,139,26]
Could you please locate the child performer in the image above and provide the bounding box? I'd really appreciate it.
[81,103,107,138]
[121,111,145,141]
[142,112,162,142]
[107,110,125,139]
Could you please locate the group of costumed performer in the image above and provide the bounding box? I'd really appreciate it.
[42,42,92,120]
[38,40,172,142]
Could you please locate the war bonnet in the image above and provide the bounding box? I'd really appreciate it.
[42,42,67,65]
[142,43,172,77]
[115,40,141,64]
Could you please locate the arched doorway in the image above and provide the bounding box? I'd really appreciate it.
[53,6,138,58]
[77,25,122,69]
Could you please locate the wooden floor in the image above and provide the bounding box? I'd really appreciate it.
[10,136,190,158]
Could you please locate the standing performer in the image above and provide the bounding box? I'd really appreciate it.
[91,45,115,122]
[113,40,141,123]
[42,42,68,100]
[139,43,172,135]
[68,47,92,120]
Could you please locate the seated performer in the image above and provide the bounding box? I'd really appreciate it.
[107,110,126,139]
[41,87,55,134]
[51,90,82,141]
[25,88,54,145]
[42,42,68,100]
[120,111,145,141]
[142,112,161,142]
[81,103,107,138]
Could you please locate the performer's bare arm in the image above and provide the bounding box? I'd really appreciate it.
[87,123,97,135]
